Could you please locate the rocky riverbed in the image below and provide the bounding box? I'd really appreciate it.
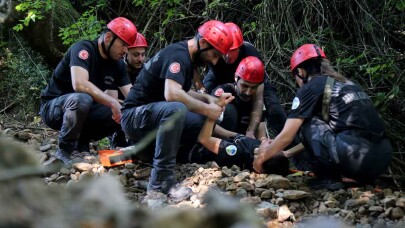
[1,125,404,228]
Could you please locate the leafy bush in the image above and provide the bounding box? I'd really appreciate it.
[0,42,50,118]
[59,7,105,46]
[12,0,53,31]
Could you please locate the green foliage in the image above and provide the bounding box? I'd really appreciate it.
[97,137,110,150]
[396,0,405,10]
[13,0,54,31]
[4,0,404,154]
[59,7,105,46]
[0,44,50,117]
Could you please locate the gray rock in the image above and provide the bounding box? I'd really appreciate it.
[261,190,272,199]
[318,202,327,214]
[369,206,384,212]
[133,167,152,179]
[240,196,261,205]
[275,197,284,206]
[233,172,249,182]
[43,157,63,174]
[235,188,248,199]
[226,183,238,191]
[47,173,59,182]
[78,171,93,181]
[15,131,32,141]
[275,192,284,198]
[278,205,294,222]
[124,162,136,169]
[70,173,78,181]
[396,197,405,208]
[382,196,397,209]
[216,178,228,190]
[254,187,266,196]
[237,182,254,191]
[73,162,93,172]
[39,144,52,152]
[55,175,69,184]
[267,175,291,189]
[298,216,350,228]
[343,211,355,224]
[358,206,366,214]
[254,179,270,188]
[142,191,168,210]
[283,190,310,200]
[83,155,98,164]
[344,199,357,209]
[230,165,241,172]
[108,168,120,176]
[390,207,405,220]
[372,219,387,228]
[360,216,370,225]
[221,167,233,177]
[59,167,71,175]
[325,200,337,208]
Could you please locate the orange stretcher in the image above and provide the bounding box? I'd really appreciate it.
[98,149,133,167]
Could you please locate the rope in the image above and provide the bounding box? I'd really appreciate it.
[9,29,47,81]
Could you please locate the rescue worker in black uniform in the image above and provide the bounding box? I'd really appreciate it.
[39,17,137,165]
[106,33,149,148]
[121,20,233,201]
[188,58,289,175]
[201,23,310,171]
[125,33,148,84]
[211,56,267,138]
[106,32,148,101]
[253,44,393,190]
[201,22,287,139]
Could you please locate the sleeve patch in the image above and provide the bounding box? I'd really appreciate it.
[78,50,89,60]
[291,97,300,110]
[169,62,181,73]
[214,88,224,97]
[226,145,237,156]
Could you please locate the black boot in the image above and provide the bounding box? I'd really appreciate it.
[307,178,344,191]
[77,139,90,152]
[167,183,193,203]
[54,148,73,166]
[110,131,129,148]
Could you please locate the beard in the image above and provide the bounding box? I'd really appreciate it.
[235,85,252,101]
[192,51,208,67]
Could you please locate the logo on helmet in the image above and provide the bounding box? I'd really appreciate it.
[226,145,237,156]
[78,50,89,60]
[169,62,180,73]
[214,88,224,97]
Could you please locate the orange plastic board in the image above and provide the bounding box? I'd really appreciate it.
[98,149,133,167]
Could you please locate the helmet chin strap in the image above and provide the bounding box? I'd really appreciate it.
[193,34,214,67]
[101,32,118,59]
[297,75,308,84]
[294,69,308,84]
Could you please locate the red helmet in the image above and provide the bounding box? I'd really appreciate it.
[236,56,265,83]
[225,22,243,50]
[198,20,233,55]
[290,44,327,71]
[107,17,137,45]
[129,33,148,48]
